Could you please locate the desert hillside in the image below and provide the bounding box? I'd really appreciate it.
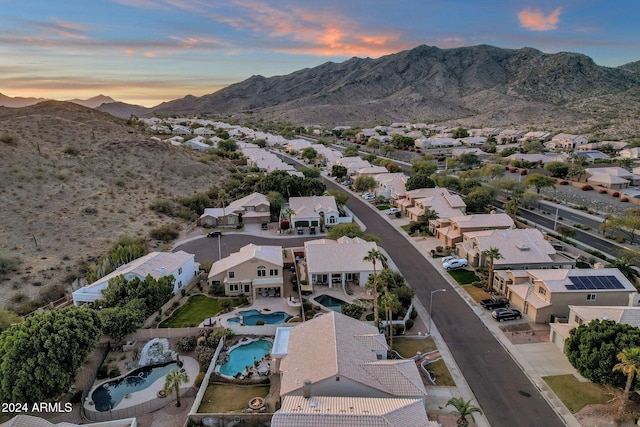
[0,102,231,311]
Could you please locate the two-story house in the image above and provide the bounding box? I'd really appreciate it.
[433,213,514,247]
[198,192,270,227]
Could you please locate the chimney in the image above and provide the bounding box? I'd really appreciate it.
[302,380,312,398]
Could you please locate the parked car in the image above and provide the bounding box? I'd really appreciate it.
[441,256,456,265]
[207,231,222,237]
[309,226,316,235]
[362,192,375,200]
[261,222,269,230]
[491,308,522,322]
[388,208,401,215]
[480,296,510,310]
[443,258,468,270]
[342,180,353,186]
[297,227,304,235]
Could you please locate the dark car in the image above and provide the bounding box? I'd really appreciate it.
[480,296,510,310]
[207,231,222,237]
[261,222,269,230]
[309,226,316,235]
[491,308,522,322]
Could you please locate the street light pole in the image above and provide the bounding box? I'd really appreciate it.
[217,234,222,261]
[428,288,447,335]
[553,206,559,232]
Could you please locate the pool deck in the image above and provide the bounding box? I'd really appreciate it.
[84,356,199,412]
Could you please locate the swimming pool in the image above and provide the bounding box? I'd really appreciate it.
[314,294,348,312]
[227,309,289,325]
[91,362,179,411]
[219,339,273,377]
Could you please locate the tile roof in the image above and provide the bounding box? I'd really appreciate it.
[569,305,640,327]
[279,312,426,398]
[272,395,435,427]
[451,213,514,229]
[304,237,378,274]
[208,244,283,278]
[289,196,339,215]
[466,229,556,265]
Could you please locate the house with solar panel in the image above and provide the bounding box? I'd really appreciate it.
[497,268,638,323]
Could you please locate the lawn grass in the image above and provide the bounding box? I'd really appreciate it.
[448,269,480,285]
[463,285,492,303]
[394,336,437,357]
[159,295,241,328]
[376,204,390,210]
[576,261,591,269]
[198,384,270,413]
[542,375,610,413]
[426,359,455,386]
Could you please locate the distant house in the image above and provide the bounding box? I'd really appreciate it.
[183,136,212,151]
[199,192,270,227]
[451,147,490,159]
[520,131,552,143]
[573,150,609,164]
[171,125,192,135]
[496,129,525,144]
[193,126,215,135]
[586,167,640,189]
[304,237,377,289]
[620,147,640,159]
[355,165,389,178]
[501,268,638,323]
[456,229,576,289]
[288,195,347,229]
[375,173,408,200]
[72,251,197,305]
[416,137,461,149]
[546,133,588,150]
[433,213,514,247]
[505,153,568,166]
[208,244,283,299]
[460,136,487,146]
[331,157,372,175]
[550,304,640,353]
[395,187,466,224]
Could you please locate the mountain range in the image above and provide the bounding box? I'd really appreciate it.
[0,93,117,109]
[4,44,640,138]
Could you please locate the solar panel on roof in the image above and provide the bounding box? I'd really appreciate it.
[565,285,577,290]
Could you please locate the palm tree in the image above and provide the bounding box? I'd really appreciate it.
[609,259,640,287]
[284,207,295,231]
[380,293,401,351]
[613,347,640,422]
[363,249,387,329]
[164,369,190,407]
[504,197,521,219]
[446,397,482,427]
[482,247,503,293]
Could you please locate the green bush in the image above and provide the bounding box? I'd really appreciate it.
[63,145,79,155]
[96,364,109,380]
[151,198,174,216]
[176,336,197,353]
[150,224,180,242]
[108,365,121,378]
[405,319,414,330]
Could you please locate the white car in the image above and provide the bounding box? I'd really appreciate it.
[441,256,456,265]
[362,193,375,200]
[388,208,401,215]
[443,258,468,270]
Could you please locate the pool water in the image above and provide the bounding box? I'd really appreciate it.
[91,362,179,411]
[219,339,273,377]
[227,309,289,325]
[314,294,347,312]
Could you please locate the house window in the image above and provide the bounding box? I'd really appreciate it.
[178,267,182,275]
[538,287,546,296]
[244,284,251,293]
[257,266,266,277]
[328,216,336,224]
[587,294,596,301]
[228,271,235,279]
[229,284,239,292]
[269,269,278,276]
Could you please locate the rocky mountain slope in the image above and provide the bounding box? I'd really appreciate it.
[0,102,231,310]
[151,44,640,139]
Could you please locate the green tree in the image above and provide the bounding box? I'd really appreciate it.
[266,191,286,217]
[504,197,521,219]
[164,369,190,407]
[463,187,496,213]
[451,127,468,138]
[608,259,640,286]
[604,208,640,244]
[544,161,569,178]
[480,164,506,181]
[218,139,237,152]
[406,174,435,191]
[410,159,438,176]
[0,306,101,403]
[300,167,321,178]
[326,190,349,208]
[99,300,147,342]
[567,166,587,181]
[500,146,518,157]
[392,134,415,149]
[363,249,387,330]
[385,161,401,173]
[566,320,640,388]
[331,165,348,180]
[524,174,556,194]
[522,140,546,153]
[446,397,482,427]
[344,146,360,157]
[354,175,377,193]
[459,153,480,168]
[341,303,364,320]
[482,247,503,292]
[301,147,318,162]
[326,223,365,240]
[613,347,640,421]
[380,293,401,351]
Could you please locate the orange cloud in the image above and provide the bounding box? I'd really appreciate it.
[518,7,562,31]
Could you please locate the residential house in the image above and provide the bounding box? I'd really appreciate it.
[193,127,215,135]
[433,213,514,247]
[171,125,192,135]
[501,268,637,323]
[416,137,461,149]
[355,165,389,178]
[288,195,347,230]
[451,147,490,159]
[1,415,138,427]
[375,173,408,200]
[331,157,372,176]
[166,136,184,146]
[199,192,270,227]
[468,128,501,138]
[304,237,377,289]
[620,147,640,159]
[496,129,525,144]
[183,136,212,151]
[519,131,552,143]
[396,188,466,224]
[505,153,568,166]
[208,244,283,299]
[578,141,628,153]
[456,229,576,290]
[546,133,588,150]
[573,150,610,164]
[72,251,197,305]
[550,304,640,353]
[356,128,382,142]
[273,311,428,403]
[586,167,640,189]
[460,136,487,146]
[272,396,436,427]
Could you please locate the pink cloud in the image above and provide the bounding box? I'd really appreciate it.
[518,7,562,31]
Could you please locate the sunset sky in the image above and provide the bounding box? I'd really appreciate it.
[1,0,639,107]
